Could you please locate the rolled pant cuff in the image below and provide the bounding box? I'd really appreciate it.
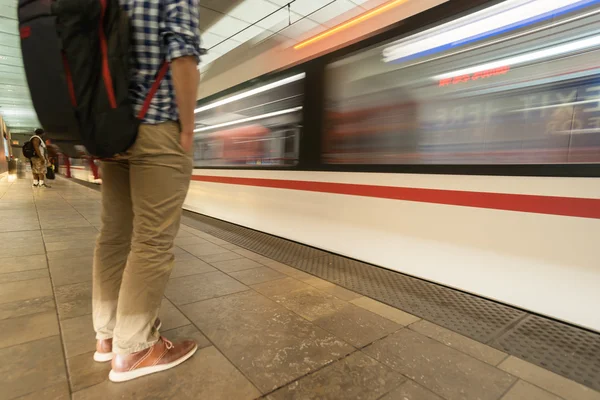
[113,338,159,355]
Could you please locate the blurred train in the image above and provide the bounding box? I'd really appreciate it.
[65,0,600,332]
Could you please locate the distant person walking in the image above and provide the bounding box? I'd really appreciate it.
[92,0,201,383]
[30,128,50,188]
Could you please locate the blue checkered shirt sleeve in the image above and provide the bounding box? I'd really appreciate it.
[160,0,201,62]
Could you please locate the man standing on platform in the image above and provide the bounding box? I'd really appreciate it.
[91,0,201,382]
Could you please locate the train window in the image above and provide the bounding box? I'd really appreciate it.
[324,0,600,165]
[193,73,304,167]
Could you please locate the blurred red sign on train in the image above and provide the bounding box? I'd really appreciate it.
[439,66,510,87]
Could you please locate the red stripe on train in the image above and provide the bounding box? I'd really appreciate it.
[191,175,600,219]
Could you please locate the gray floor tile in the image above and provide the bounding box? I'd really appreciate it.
[199,251,245,263]
[319,284,362,301]
[42,227,98,243]
[0,242,46,259]
[0,277,52,305]
[211,258,264,273]
[48,255,93,286]
[165,270,249,305]
[55,281,92,320]
[410,320,507,366]
[47,246,95,261]
[0,268,48,284]
[380,380,444,400]
[61,314,95,358]
[252,276,311,297]
[229,266,285,285]
[363,329,516,400]
[159,299,190,331]
[170,257,216,278]
[501,380,562,400]
[174,236,211,246]
[180,243,228,257]
[256,282,348,322]
[351,297,421,326]
[45,240,98,252]
[72,346,261,400]
[0,336,68,400]
[67,351,111,392]
[162,324,212,349]
[0,296,56,321]
[498,356,600,400]
[0,311,60,349]
[16,382,71,400]
[181,290,354,393]
[268,351,405,400]
[0,254,47,274]
[314,304,401,348]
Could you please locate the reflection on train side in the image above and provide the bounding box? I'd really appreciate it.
[193,74,304,168]
[193,123,300,167]
[324,4,600,165]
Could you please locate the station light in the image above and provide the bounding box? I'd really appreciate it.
[434,33,600,81]
[383,0,600,63]
[194,106,303,133]
[194,73,305,114]
[293,0,410,51]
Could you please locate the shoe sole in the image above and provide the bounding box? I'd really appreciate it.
[93,320,162,364]
[108,343,198,383]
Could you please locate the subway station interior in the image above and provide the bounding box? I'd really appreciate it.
[2,0,600,399]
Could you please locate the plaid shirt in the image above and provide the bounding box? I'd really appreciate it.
[119,0,201,124]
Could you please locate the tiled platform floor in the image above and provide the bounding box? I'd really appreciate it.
[1,175,599,400]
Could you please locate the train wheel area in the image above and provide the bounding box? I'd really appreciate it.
[1,173,598,400]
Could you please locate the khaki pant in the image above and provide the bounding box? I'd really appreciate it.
[92,121,192,354]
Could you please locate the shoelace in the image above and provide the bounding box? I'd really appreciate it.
[162,337,174,350]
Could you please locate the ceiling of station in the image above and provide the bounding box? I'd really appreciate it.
[0,0,385,133]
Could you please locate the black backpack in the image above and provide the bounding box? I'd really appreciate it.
[22,140,36,159]
[18,0,167,158]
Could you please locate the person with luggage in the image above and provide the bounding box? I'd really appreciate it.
[28,128,50,188]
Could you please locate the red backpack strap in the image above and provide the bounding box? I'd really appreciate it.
[137,61,170,120]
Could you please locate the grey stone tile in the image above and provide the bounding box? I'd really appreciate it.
[48,255,93,286]
[181,290,354,393]
[299,276,335,288]
[229,266,285,285]
[47,246,95,261]
[162,324,212,350]
[0,311,60,349]
[380,380,444,400]
[0,336,68,400]
[0,296,56,321]
[0,241,45,259]
[159,299,190,331]
[16,382,71,400]
[170,258,216,278]
[0,268,48,284]
[199,251,245,263]
[211,258,264,273]
[263,261,316,279]
[67,351,111,392]
[175,229,196,238]
[43,227,98,243]
[319,284,362,301]
[221,243,243,250]
[501,380,562,400]
[252,276,311,297]
[180,243,228,257]
[499,356,600,400]
[61,314,95,358]
[363,329,515,400]
[268,351,405,400]
[0,254,47,274]
[233,248,272,262]
[40,218,91,230]
[72,346,261,400]
[45,240,97,252]
[254,280,349,322]
[0,277,52,305]
[410,320,506,365]
[202,236,231,246]
[165,271,249,305]
[55,281,92,320]
[351,297,421,326]
[314,304,401,348]
[174,235,210,246]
